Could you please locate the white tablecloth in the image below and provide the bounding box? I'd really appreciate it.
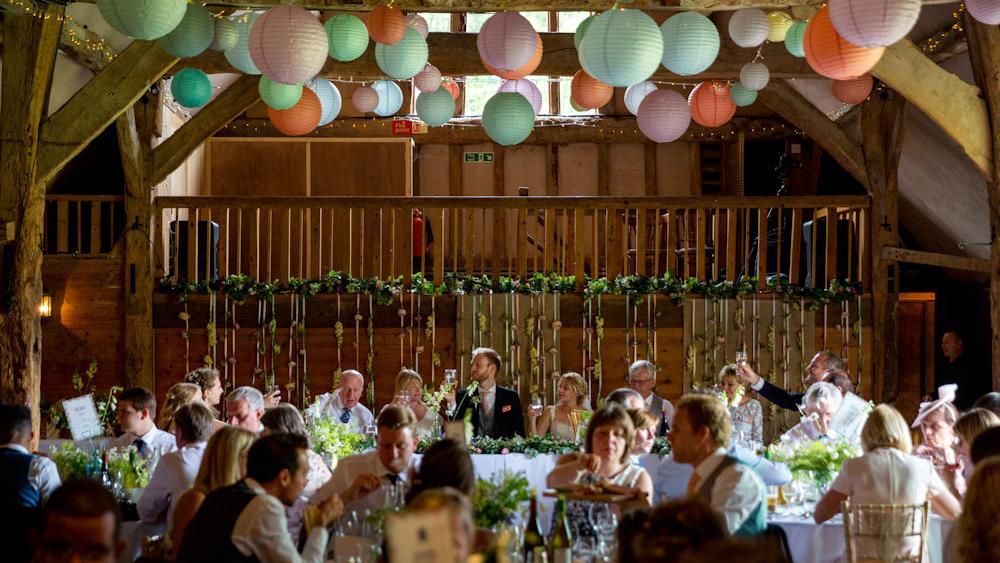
[772,514,954,563]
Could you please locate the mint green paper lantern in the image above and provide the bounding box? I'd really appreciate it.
[158,3,214,58]
[482,92,535,146]
[211,18,239,52]
[579,9,663,88]
[416,88,456,127]
[171,68,212,108]
[96,0,187,40]
[730,83,758,107]
[573,15,594,51]
[224,13,260,75]
[259,77,303,110]
[375,27,428,79]
[660,12,720,77]
[325,14,370,62]
[372,80,404,117]
[784,20,808,58]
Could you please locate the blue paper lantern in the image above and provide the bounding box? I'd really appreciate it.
[325,14,370,62]
[785,20,808,58]
[211,18,239,52]
[660,12,720,76]
[375,27,428,79]
[416,88,456,127]
[171,68,212,108]
[158,3,214,58]
[730,83,758,107]
[96,0,186,40]
[371,80,404,117]
[224,13,261,75]
[308,79,342,126]
[482,92,535,146]
[579,9,663,88]
[259,77,303,110]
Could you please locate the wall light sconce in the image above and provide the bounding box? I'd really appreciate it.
[39,294,52,318]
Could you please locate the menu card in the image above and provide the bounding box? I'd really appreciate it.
[61,394,104,441]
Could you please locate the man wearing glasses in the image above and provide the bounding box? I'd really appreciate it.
[628,360,675,435]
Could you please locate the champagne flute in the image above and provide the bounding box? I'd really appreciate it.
[530,394,543,418]
[444,369,457,416]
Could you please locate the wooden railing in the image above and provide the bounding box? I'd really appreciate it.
[152,196,872,288]
[44,195,126,256]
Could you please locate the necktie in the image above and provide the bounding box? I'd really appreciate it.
[132,438,147,456]
[686,473,701,497]
[385,473,400,485]
[340,409,351,424]
[480,390,490,415]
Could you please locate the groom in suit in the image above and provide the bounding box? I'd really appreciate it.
[452,347,525,438]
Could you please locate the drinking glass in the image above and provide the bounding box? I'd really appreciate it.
[393,390,411,408]
[530,395,543,418]
[589,503,618,559]
[735,350,748,366]
[444,369,457,386]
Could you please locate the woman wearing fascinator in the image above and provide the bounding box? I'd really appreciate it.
[912,384,964,495]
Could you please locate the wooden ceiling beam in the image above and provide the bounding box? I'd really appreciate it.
[882,246,990,273]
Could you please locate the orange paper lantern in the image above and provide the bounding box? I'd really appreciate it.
[571,70,613,110]
[268,88,322,136]
[803,6,884,80]
[483,35,542,80]
[441,79,460,100]
[832,73,874,105]
[367,5,408,45]
[688,81,736,127]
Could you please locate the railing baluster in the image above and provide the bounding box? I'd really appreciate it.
[636,207,647,277]
[189,208,199,283]
[711,208,720,281]
[203,208,212,283]
[756,208,767,289]
[57,200,69,254]
[573,209,584,288]
[826,206,838,287]
[664,208,673,277]
[809,208,818,289]
[726,208,737,281]
[221,208,229,279]
[90,201,101,255]
[790,208,803,285]
[696,208,707,280]
[517,207,527,278]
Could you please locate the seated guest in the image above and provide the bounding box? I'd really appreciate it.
[0,404,60,506]
[176,434,343,563]
[951,408,1000,496]
[627,359,675,433]
[138,402,214,526]
[973,391,1000,416]
[404,487,476,563]
[528,372,590,441]
[406,438,476,502]
[956,458,1000,563]
[309,370,374,432]
[719,364,763,448]
[814,405,960,524]
[736,350,845,412]
[617,499,727,563]
[780,382,848,443]
[312,405,418,513]
[171,426,256,557]
[390,369,441,439]
[823,369,856,396]
[185,367,225,409]
[971,426,1000,464]
[605,387,645,411]
[449,347,524,438]
[226,386,265,433]
[912,384,961,485]
[158,382,202,432]
[110,387,176,457]
[668,394,766,536]
[629,408,659,458]
[32,479,124,563]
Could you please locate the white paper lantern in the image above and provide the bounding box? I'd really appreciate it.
[372,80,404,117]
[739,62,770,90]
[829,0,922,48]
[968,0,1000,25]
[414,64,443,93]
[408,14,430,39]
[225,13,261,75]
[624,81,658,115]
[249,5,329,85]
[637,89,691,143]
[660,12,720,77]
[477,12,540,75]
[498,79,543,115]
[308,79,342,126]
[353,86,379,113]
[729,8,770,48]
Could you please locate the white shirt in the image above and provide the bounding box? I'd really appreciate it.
[311,450,416,513]
[0,443,61,503]
[138,441,206,525]
[232,478,329,563]
[312,392,374,432]
[831,448,947,505]
[691,448,766,534]
[110,425,178,457]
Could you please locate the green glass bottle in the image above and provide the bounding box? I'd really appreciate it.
[523,495,546,563]
[549,496,573,563]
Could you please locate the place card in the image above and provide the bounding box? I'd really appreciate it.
[385,509,454,563]
[61,394,103,441]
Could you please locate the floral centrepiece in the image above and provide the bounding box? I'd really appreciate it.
[473,470,532,529]
[766,438,860,488]
[304,411,375,462]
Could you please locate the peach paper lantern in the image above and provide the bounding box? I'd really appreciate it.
[832,73,873,104]
[571,70,613,110]
[483,35,542,80]
[268,88,322,136]
[689,81,736,127]
[249,5,328,85]
[477,12,540,76]
[803,6,884,80]
[441,79,460,100]
[367,5,408,45]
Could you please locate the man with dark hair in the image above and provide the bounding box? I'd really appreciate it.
[936,330,988,411]
[32,479,124,563]
[177,433,343,562]
[0,404,61,507]
[736,351,845,412]
[450,347,525,438]
[109,387,176,457]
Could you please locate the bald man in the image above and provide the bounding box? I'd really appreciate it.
[312,370,374,431]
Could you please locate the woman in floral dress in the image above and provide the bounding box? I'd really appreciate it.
[720,364,763,449]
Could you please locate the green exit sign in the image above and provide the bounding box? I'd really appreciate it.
[464,151,495,163]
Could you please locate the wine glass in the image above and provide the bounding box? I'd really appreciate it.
[444,368,457,386]
[735,350,748,366]
[530,395,543,418]
[589,503,618,558]
[393,390,411,408]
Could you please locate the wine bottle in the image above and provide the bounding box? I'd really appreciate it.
[523,495,546,563]
[549,496,573,563]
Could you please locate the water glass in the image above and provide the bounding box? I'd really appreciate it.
[444,369,457,385]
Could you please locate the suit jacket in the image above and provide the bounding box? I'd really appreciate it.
[648,394,676,436]
[757,380,803,412]
[452,385,525,439]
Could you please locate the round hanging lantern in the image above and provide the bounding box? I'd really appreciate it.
[570,97,588,112]
[408,14,430,39]
[739,62,770,90]
[637,89,691,143]
[353,86,380,113]
[498,79,543,115]
[767,11,794,42]
[96,0,187,40]
[477,12,540,76]
[414,64,443,93]
[730,82,758,107]
[371,80,404,117]
[624,81,658,115]
[225,13,261,75]
[170,68,212,108]
[482,92,535,146]
[307,79,342,126]
[375,27,429,79]
[573,15,595,51]
[158,3,214,58]
[367,5,408,45]
[832,73,874,104]
[571,70,613,110]
[416,88,456,126]
[249,5,328,85]
[211,18,239,52]
[728,8,769,48]
[441,79,460,100]
[804,7,885,80]
[829,0,921,48]
[258,76,303,110]
[785,20,808,57]
[579,9,663,87]
[968,0,1000,25]
[483,34,542,79]
[269,88,322,136]
[660,12,721,77]
[325,14,369,62]
[689,81,736,127]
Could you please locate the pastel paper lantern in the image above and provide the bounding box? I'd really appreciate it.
[307,79,342,126]
[637,89,691,143]
[371,80,404,117]
[829,0,921,48]
[414,64,443,93]
[689,81,736,127]
[375,27,429,79]
[258,76,303,110]
[730,82,758,107]
[269,87,322,136]
[498,79,543,115]
[170,68,212,108]
[832,73,874,105]
[441,79,460,100]
[622,81,656,116]
[571,70,613,110]
[968,0,1000,25]
[416,88,456,126]
[368,5,408,45]
[785,20,808,57]
[477,12,539,76]
[739,62,770,90]
[573,15,595,51]
[353,86,379,113]
[408,14,429,39]
[728,8,769,48]
[158,3,214,58]
[570,98,588,112]
[225,14,261,75]
[325,14,369,62]
[483,35,542,80]
[482,92,535,146]
[579,9,663,87]
[661,12,721,77]
[96,0,186,40]
[804,7,884,80]
[768,11,794,42]
[249,5,328,85]
[211,18,239,52]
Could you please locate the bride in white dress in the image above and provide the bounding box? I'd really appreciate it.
[391,369,441,438]
[527,372,591,441]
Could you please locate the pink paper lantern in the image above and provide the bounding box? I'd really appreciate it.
[968,0,1000,25]
[353,86,379,113]
[689,81,736,127]
[414,63,443,93]
[832,73,873,104]
[477,12,539,75]
[408,14,429,39]
[498,79,543,115]
[829,0,921,48]
[249,5,328,85]
[637,90,691,143]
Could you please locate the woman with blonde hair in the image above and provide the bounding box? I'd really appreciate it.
[957,458,1000,563]
[719,364,763,448]
[949,408,1000,497]
[158,383,202,432]
[629,408,659,457]
[184,367,224,408]
[528,372,591,441]
[391,369,441,438]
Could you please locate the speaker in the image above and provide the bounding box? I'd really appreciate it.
[802,218,853,287]
[168,220,219,282]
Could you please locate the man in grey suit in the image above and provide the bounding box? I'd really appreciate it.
[627,360,675,435]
